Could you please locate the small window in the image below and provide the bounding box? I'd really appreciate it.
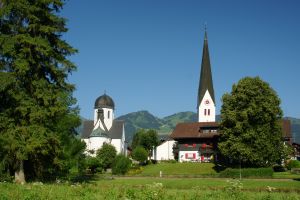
[208,109,210,116]
[108,111,110,119]
[204,109,207,116]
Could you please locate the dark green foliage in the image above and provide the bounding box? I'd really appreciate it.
[131,129,159,151]
[96,143,117,170]
[0,0,81,181]
[85,156,102,174]
[287,160,300,170]
[219,168,273,178]
[132,146,148,164]
[272,165,286,172]
[112,154,132,175]
[218,77,284,167]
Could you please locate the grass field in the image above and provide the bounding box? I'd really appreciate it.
[138,162,218,177]
[1,177,300,199]
[1,163,300,199]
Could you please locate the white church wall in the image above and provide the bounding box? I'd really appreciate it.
[198,90,216,122]
[93,108,114,130]
[88,137,110,156]
[111,139,122,154]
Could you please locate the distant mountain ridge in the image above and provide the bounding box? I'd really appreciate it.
[79,111,300,144]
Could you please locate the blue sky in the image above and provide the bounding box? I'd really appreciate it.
[61,0,300,119]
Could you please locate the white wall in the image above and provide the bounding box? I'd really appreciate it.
[179,150,199,162]
[111,139,122,154]
[152,140,176,161]
[85,137,110,157]
[93,108,114,130]
[198,90,215,122]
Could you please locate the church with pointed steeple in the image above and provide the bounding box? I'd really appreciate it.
[197,30,216,123]
[170,30,220,162]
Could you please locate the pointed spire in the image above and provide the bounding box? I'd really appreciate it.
[197,28,215,107]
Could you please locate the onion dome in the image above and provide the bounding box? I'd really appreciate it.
[94,94,115,109]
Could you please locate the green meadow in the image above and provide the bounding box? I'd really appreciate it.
[1,177,300,199]
[1,163,300,199]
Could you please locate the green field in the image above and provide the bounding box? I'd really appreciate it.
[1,177,300,199]
[1,163,300,199]
[138,162,218,177]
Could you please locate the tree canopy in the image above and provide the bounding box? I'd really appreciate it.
[96,143,117,170]
[131,129,159,151]
[218,76,284,167]
[0,0,83,183]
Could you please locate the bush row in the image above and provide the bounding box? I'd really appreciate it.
[219,168,273,178]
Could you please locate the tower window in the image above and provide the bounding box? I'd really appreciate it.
[204,109,207,116]
[208,109,210,116]
[108,111,110,119]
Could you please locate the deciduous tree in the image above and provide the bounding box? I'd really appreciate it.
[218,77,284,167]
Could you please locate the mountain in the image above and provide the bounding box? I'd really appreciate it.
[116,110,164,141]
[79,111,300,145]
[116,111,198,142]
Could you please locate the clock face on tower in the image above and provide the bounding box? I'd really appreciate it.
[205,99,210,105]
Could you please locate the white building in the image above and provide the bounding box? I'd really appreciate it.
[151,139,176,161]
[81,94,126,156]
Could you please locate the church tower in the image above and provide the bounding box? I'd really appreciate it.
[197,30,215,122]
[93,93,115,132]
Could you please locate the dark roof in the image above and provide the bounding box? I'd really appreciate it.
[81,120,94,139]
[170,122,220,139]
[81,120,124,140]
[197,30,215,106]
[94,94,115,109]
[109,120,124,139]
[281,119,292,138]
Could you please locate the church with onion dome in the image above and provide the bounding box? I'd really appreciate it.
[81,93,126,156]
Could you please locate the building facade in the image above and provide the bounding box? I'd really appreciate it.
[81,94,126,156]
[170,30,220,162]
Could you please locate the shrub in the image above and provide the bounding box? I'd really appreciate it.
[132,146,148,164]
[112,155,132,175]
[96,143,117,170]
[286,160,300,170]
[273,165,286,172]
[219,168,273,178]
[85,156,102,174]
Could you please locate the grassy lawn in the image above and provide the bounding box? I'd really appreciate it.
[1,163,300,199]
[138,162,218,177]
[1,177,300,199]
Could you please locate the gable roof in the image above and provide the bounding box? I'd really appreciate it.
[109,120,124,139]
[170,122,219,139]
[81,120,94,139]
[81,119,124,140]
[197,30,215,106]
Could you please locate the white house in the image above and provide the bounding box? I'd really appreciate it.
[81,93,126,156]
[151,139,176,161]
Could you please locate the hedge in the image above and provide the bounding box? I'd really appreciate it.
[219,168,273,178]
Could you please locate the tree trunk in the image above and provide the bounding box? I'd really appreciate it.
[15,160,26,184]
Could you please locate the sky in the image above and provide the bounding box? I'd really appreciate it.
[61,0,300,120]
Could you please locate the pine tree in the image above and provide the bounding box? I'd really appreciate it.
[0,0,80,183]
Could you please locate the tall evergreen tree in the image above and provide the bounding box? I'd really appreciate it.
[218,77,284,167]
[0,0,81,183]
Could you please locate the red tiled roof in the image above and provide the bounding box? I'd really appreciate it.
[170,122,220,139]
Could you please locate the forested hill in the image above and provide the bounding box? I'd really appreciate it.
[116,111,199,142]
[79,111,300,144]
